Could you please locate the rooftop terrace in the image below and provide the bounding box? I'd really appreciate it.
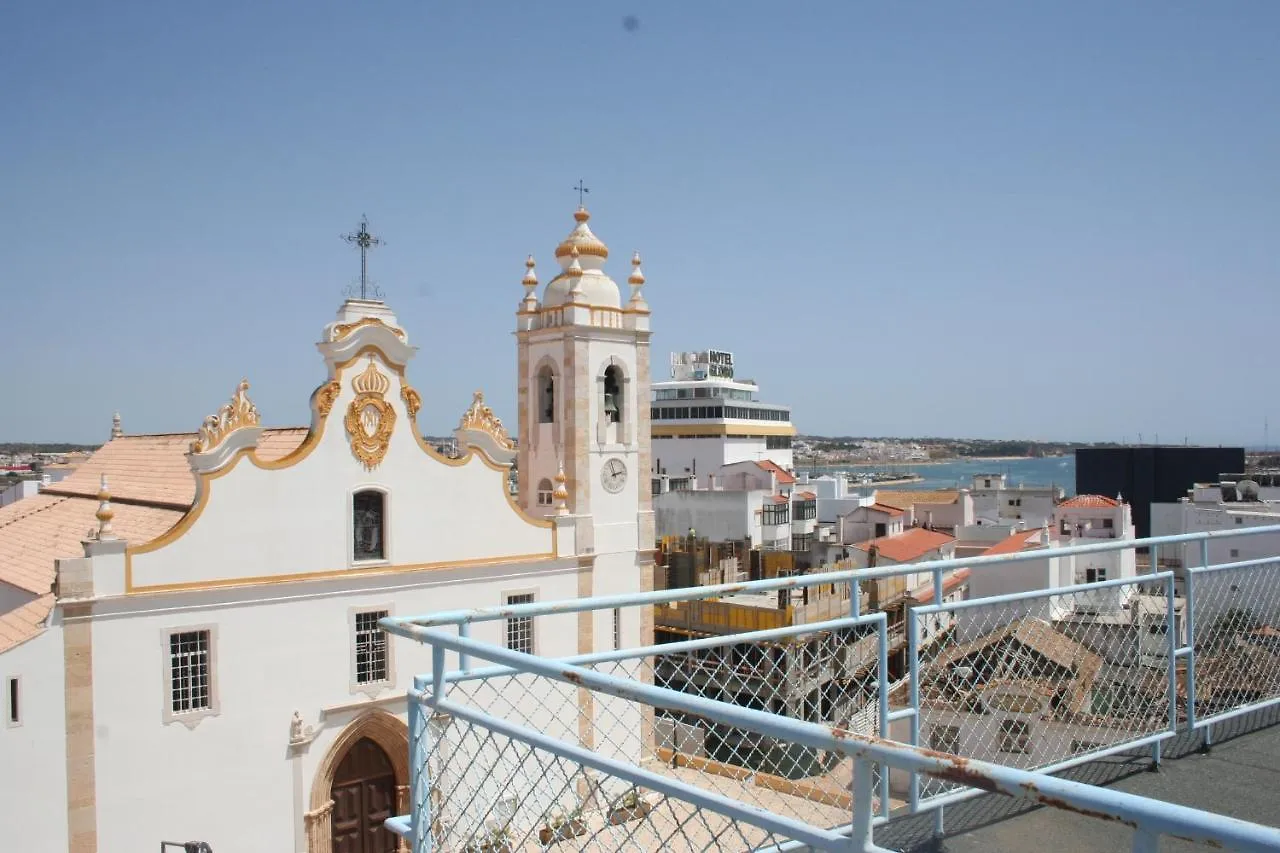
[381,525,1280,852]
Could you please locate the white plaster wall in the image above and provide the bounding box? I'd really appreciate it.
[653,490,756,542]
[0,627,67,853]
[90,560,585,853]
[129,355,553,590]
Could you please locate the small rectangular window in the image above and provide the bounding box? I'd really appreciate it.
[1230,548,1240,559]
[998,719,1031,754]
[6,677,19,726]
[355,610,390,684]
[1235,517,1244,525]
[169,630,212,714]
[930,724,960,754]
[353,490,386,561]
[505,593,535,655]
[1102,518,1114,529]
[613,608,622,651]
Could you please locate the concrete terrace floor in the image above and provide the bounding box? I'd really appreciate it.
[876,706,1280,852]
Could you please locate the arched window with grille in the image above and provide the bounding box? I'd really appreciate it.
[353,490,386,561]
[536,478,554,507]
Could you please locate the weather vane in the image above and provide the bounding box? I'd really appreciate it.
[341,215,384,300]
[573,179,590,207]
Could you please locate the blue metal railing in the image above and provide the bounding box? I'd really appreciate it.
[383,524,1280,852]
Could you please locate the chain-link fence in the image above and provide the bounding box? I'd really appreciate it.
[907,576,1176,805]
[385,525,1280,851]
[415,615,893,851]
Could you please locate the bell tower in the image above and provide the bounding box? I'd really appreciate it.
[515,205,653,579]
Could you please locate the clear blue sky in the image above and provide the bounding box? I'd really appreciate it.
[4,1,1278,446]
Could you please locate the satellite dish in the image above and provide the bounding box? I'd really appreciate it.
[1238,479,1261,502]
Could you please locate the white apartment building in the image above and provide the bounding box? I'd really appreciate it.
[968,473,1064,528]
[650,349,795,480]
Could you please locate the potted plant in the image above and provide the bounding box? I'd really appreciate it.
[464,826,513,853]
[607,789,652,825]
[537,807,588,845]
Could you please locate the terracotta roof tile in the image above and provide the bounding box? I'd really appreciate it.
[852,528,954,563]
[982,529,1046,556]
[0,594,54,653]
[868,502,905,517]
[756,460,796,485]
[1060,494,1120,509]
[908,568,971,603]
[872,490,959,511]
[0,430,315,653]
[795,491,817,500]
[44,429,307,508]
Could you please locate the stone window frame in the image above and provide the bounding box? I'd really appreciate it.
[349,603,396,698]
[350,485,391,567]
[161,623,220,728]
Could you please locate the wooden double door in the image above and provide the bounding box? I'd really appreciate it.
[331,737,398,853]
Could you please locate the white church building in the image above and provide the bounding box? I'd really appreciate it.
[0,206,654,853]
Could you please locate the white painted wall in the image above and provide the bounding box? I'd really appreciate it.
[0,628,67,853]
[653,490,760,543]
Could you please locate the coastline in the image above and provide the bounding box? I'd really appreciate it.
[811,456,1046,469]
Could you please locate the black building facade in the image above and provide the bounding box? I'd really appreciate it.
[1075,446,1246,539]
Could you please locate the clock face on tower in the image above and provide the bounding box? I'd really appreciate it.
[601,458,628,494]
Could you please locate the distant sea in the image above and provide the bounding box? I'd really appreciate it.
[805,456,1077,497]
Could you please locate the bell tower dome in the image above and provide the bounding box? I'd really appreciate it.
[514,204,653,572]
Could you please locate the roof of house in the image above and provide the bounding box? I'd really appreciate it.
[0,429,307,654]
[982,528,1047,557]
[851,528,954,563]
[1059,494,1120,509]
[868,502,906,517]
[907,567,971,604]
[794,491,817,501]
[925,617,1104,716]
[872,490,960,511]
[756,459,796,485]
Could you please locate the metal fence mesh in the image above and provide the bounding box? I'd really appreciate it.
[427,620,891,850]
[912,579,1172,802]
[1191,561,1280,724]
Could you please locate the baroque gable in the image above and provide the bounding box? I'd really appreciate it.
[125,300,564,593]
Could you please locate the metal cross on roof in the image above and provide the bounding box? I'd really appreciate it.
[573,179,590,207]
[341,216,384,300]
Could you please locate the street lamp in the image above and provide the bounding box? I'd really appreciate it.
[161,843,212,853]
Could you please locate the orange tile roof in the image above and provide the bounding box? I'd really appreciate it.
[0,594,54,653]
[982,529,1046,557]
[908,568,971,604]
[756,459,796,485]
[868,502,906,517]
[872,490,959,510]
[852,528,954,563]
[795,491,817,500]
[0,430,306,654]
[1059,494,1120,509]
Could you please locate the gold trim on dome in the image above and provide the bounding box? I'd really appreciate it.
[331,316,407,342]
[191,379,261,454]
[400,383,422,418]
[344,358,396,469]
[316,380,341,416]
[457,390,514,449]
[554,242,608,260]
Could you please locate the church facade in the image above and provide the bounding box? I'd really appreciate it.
[0,207,653,853]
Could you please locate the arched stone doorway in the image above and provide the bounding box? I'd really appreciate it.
[307,710,410,853]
